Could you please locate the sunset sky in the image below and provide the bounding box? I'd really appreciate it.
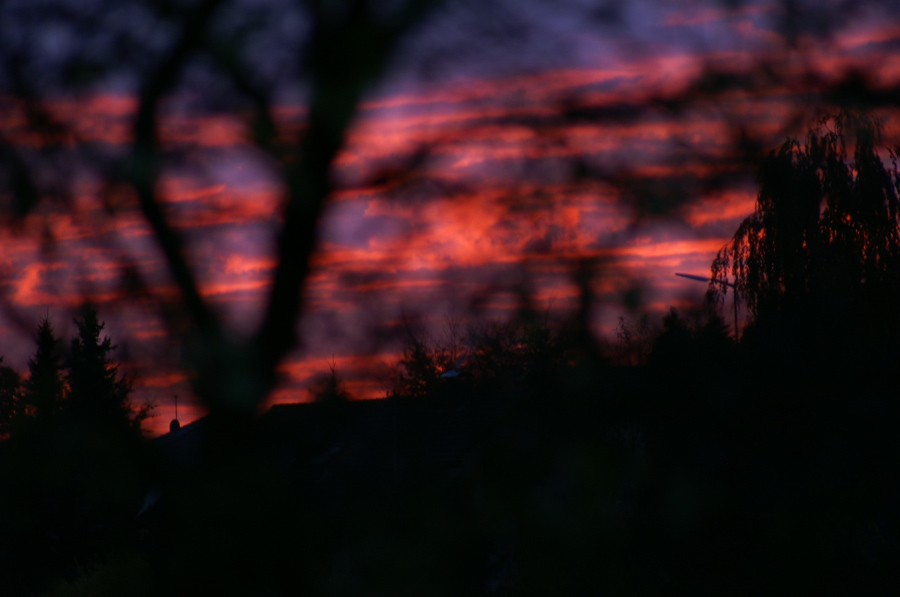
[2,0,899,435]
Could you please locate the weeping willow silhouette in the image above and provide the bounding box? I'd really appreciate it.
[710,113,900,339]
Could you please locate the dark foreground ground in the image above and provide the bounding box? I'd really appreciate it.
[2,347,900,596]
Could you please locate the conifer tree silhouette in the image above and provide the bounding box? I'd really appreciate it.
[66,306,148,433]
[21,318,65,422]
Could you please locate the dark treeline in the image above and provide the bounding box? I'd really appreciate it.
[3,0,900,592]
[0,306,149,440]
[0,306,152,596]
[3,114,900,594]
[371,111,900,592]
[5,115,900,594]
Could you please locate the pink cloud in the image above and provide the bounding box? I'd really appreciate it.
[3,8,900,439]
[662,3,776,28]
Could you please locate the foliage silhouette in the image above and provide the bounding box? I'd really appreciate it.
[695,115,900,595]
[66,305,149,434]
[389,315,567,400]
[21,318,66,424]
[613,314,655,366]
[466,319,565,391]
[2,1,900,595]
[0,358,20,439]
[308,357,352,403]
[390,328,442,400]
[711,113,900,341]
[0,314,150,596]
[648,308,733,372]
